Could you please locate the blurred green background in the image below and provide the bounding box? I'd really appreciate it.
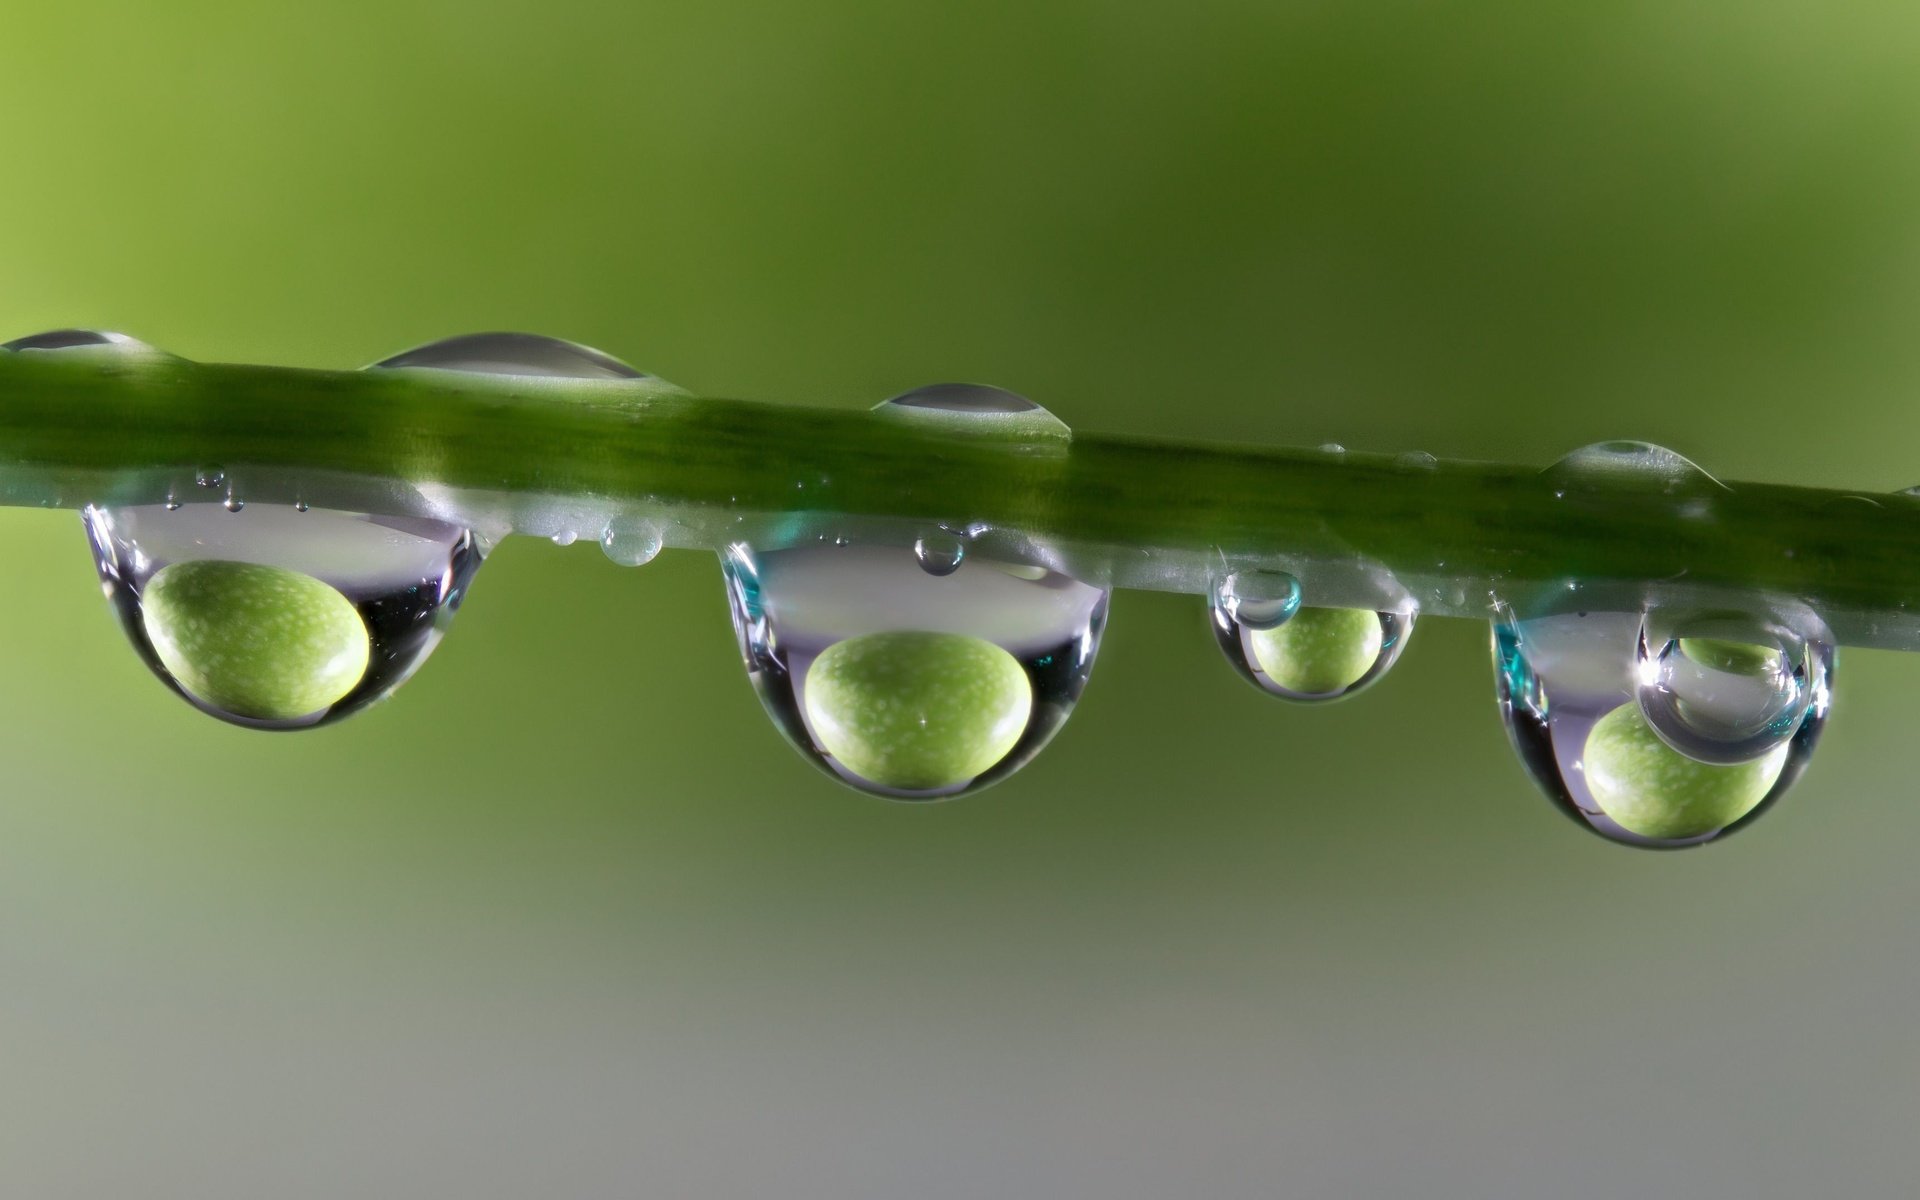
[4,2,1919,1195]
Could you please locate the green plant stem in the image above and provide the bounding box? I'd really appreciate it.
[2,352,1917,649]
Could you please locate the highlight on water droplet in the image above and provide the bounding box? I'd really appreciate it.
[1209,570,1412,702]
[85,504,483,729]
[722,538,1109,799]
[1492,604,1831,848]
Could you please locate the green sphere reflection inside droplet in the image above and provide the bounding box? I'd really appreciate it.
[1676,636,1779,676]
[1248,606,1383,695]
[141,560,372,721]
[804,630,1032,791]
[1583,703,1788,840]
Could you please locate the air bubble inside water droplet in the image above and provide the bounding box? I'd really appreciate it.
[874,383,1071,444]
[599,515,663,567]
[722,540,1108,799]
[913,532,966,577]
[1492,608,1829,848]
[369,331,648,380]
[1211,578,1412,702]
[1545,441,1725,494]
[85,504,483,729]
[1634,612,1824,765]
[1211,570,1301,631]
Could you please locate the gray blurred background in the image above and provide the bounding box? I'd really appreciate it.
[2,2,1918,1195]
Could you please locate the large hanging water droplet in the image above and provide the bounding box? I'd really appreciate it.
[369,331,647,379]
[1634,611,1824,765]
[85,504,482,729]
[722,540,1109,799]
[1209,571,1412,702]
[873,383,1071,446]
[1493,607,1831,848]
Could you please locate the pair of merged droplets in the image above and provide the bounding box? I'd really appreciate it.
[1496,605,1830,848]
[1493,441,1833,848]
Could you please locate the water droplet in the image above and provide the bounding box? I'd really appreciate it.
[1492,607,1830,848]
[369,331,647,379]
[1319,443,1347,457]
[1211,572,1412,702]
[722,540,1108,799]
[294,500,310,513]
[195,466,225,489]
[599,515,663,567]
[1634,611,1827,766]
[1545,441,1725,495]
[3,329,164,356]
[1395,450,1438,472]
[913,532,967,577]
[1210,570,1301,631]
[549,529,578,547]
[874,383,1071,444]
[223,494,244,513]
[84,504,483,729]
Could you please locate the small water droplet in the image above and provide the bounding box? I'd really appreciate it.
[223,494,244,513]
[294,500,310,513]
[3,329,165,356]
[84,504,484,730]
[599,515,663,567]
[1395,450,1438,472]
[195,466,225,489]
[550,530,578,547]
[913,532,967,577]
[1634,611,1825,765]
[1209,571,1411,702]
[1319,443,1347,457]
[1211,570,1301,631]
[369,331,649,380]
[874,383,1071,444]
[1492,605,1829,848]
[1545,441,1725,494]
[722,539,1108,799]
